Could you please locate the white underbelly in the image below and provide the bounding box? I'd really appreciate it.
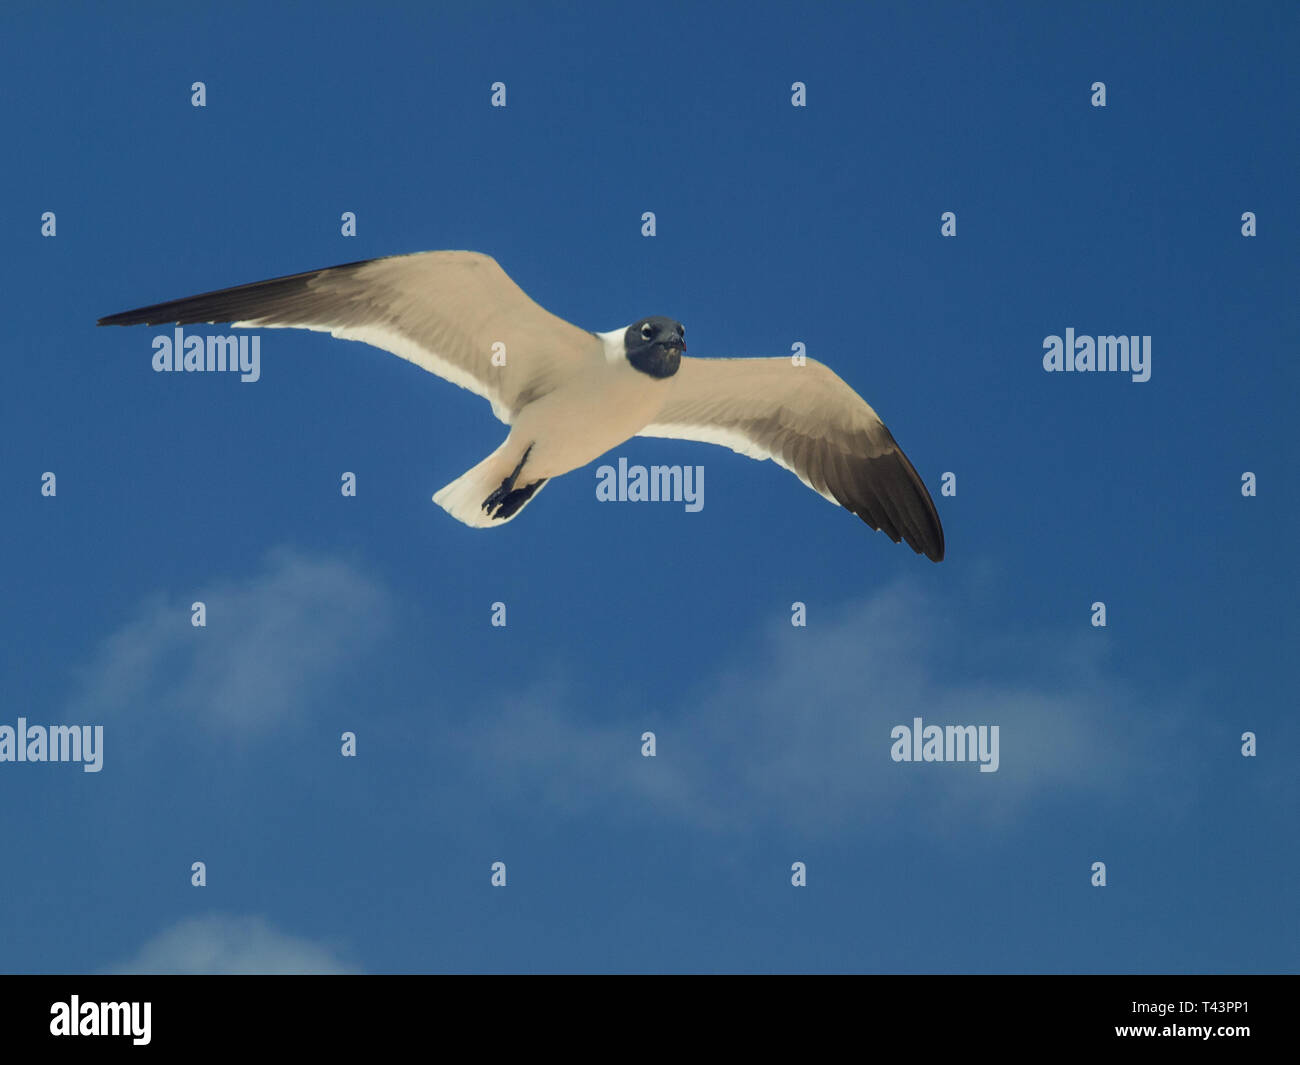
[514,362,672,478]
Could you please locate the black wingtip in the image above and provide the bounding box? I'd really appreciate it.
[97,305,212,327]
[922,517,946,562]
[915,526,944,562]
[94,256,384,330]
[923,512,945,562]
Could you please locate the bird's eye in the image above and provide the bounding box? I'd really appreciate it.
[678,324,685,338]
[640,324,653,341]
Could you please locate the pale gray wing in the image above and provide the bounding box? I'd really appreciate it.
[98,251,601,423]
[638,356,944,560]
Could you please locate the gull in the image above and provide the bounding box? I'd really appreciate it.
[99,251,944,560]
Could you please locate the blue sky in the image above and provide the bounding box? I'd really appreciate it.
[2,0,1296,973]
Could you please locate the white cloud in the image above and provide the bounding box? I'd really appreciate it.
[69,549,391,736]
[455,580,1189,835]
[107,914,359,975]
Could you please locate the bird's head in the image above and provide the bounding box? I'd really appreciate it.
[623,317,685,379]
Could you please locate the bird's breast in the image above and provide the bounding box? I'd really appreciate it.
[513,359,674,479]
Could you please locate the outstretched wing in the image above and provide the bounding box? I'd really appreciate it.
[639,356,944,560]
[98,251,602,423]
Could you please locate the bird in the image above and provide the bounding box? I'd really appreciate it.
[98,251,944,560]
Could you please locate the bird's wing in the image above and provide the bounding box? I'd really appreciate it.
[98,251,601,423]
[638,355,944,560]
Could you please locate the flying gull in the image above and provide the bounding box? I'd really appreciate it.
[99,251,944,560]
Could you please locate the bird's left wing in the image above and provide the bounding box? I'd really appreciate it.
[638,355,945,560]
[97,251,601,424]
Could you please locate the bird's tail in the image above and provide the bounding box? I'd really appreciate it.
[433,440,548,528]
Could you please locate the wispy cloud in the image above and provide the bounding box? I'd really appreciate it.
[106,914,359,975]
[69,549,391,737]
[454,580,1193,835]
[61,551,1195,839]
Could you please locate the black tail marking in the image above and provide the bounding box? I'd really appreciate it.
[489,478,548,521]
[480,444,534,514]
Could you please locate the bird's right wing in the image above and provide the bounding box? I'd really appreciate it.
[98,251,602,424]
[639,355,944,560]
